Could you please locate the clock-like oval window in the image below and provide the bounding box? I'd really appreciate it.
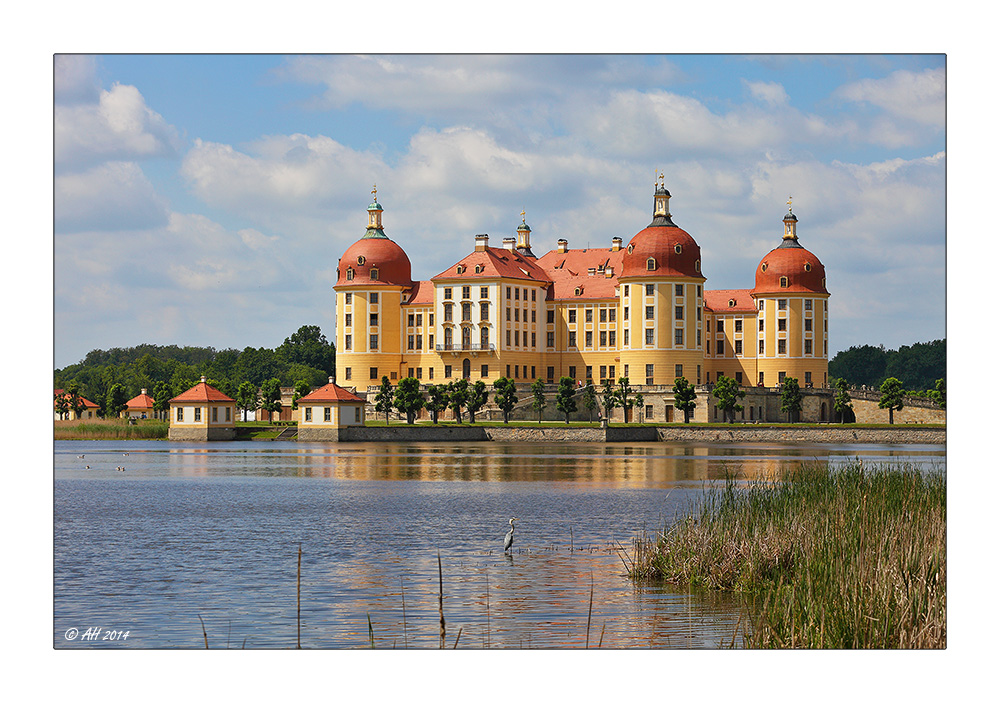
[357,255,366,265]
[761,263,768,272]
[674,244,682,255]
[804,262,812,272]
[627,244,634,254]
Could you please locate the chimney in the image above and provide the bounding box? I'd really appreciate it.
[557,239,568,254]
[141,388,147,396]
[475,234,489,252]
[611,237,622,252]
[200,376,206,383]
[605,267,614,278]
[503,237,516,251]
[328,376,334,385]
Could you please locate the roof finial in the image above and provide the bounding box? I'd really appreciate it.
[372,183,378,203]
[520,208,526,224]
[787,195,793,213]
[654,169,659,189]
[659,171,665,187]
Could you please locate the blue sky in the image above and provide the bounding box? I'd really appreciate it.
[53,53,946,369]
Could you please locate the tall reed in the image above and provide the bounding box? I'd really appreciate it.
[55,419,168,440]
[631,461,946,648]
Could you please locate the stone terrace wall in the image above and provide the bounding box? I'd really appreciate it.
[337,425,944,444]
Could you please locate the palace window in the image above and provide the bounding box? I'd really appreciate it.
[645,329,654,345]
[646,364,654,385]
[735,319,742,332]
[600,331,607,346]
[547,310,555,324]
[805,319,812,331]
[548,367,555,382]
[305,407,312,422]
[717,320,724,332]
[481,327,490,348]
[408,335,414,350]
[609,308,616,322]
[586,308,593,323]
[370,268,379,280]
[609,330,616,346]
[647,284,655,295]
[462,286,470,299]
[805,299,813,311]
[778,339,787,354]
[646,257,656,271]
[408,314,415,327]
[445,288,452,299]
[345,335,352,351]
[462,303,472,321]
[735,340,743,355]
[586,331,593,347]
[370,367,378,380]
[568,331,577,347]
[778,318,787,331]
[569,309,577,323]
[675,364,683,378]
[646,306,654,320]
[674,329,683,346]
[176,407,183,422]
[805,339,813,354]
[778,299,787,310]
[345,292,352,304]
[547,332,555,347]
[346,268,354,280]
[675,306,683,320]
[444,365,452,378]
[345,368,352,380]
[370,313,378,326]
[370,335,378,350]
[324,407,332,422]
[779,276,788,288]
[481,287,489,299]
[759,339,764,354]
[717,340,724,355]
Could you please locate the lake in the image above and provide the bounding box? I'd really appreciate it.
[53,440,945,649]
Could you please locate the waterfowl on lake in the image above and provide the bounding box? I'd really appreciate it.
[504,517,517,553]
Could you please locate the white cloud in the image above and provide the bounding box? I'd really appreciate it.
[744,79,789,106]
[836,68,945,128]
[55,161,170,232]
[54,55,100,105]
[55,82,181,172]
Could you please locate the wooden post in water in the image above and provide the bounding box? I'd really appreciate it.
[297,544,302,649]
[438,551,446,649]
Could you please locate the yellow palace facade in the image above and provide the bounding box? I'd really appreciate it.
[333,180,829,393]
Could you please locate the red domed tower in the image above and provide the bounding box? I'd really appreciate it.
[617,174,707,387]
[333,187,411,386]
[752,201,830,388]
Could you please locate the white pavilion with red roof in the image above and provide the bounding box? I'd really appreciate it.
[296,377,366,441]
[168,376,237,440]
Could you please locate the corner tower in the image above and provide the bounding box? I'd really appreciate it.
[617,173,706,387]
[334,187,412,387]
[752,199,830,388]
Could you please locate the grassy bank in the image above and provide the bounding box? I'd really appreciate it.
[628,462,946,648]
[54,418,169,440]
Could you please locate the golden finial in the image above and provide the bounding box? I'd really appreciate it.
[520,209,526,224]
[654,169,659,188]
[787,195,793,212]
[372,183,378,202]
[659,171,665,186]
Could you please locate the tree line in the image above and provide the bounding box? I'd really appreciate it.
[829,339,944,392]
[54,325,336,419]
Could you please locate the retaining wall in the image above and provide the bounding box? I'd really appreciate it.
[337,425,944,444]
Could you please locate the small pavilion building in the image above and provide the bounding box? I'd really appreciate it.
[296,377,366,441]
[123,388,164,420]
[54,389,100,420]
[168,377,237,441]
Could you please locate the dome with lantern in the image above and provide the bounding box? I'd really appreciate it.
[335,187,412,288]
[620,178,703,279]
[753,206,827,295]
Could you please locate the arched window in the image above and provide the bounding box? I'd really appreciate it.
[370,268,379,280]
[646,257,656,271]
[574,287,582,296]
[779,276,788,288]
[457,265,466,274]
[695,259,701,272]
[346,268,354,281]
[481,326,490,348]
[475,264,483,274]
[728,299,736,307]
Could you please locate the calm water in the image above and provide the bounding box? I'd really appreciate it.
[54,440,945,649]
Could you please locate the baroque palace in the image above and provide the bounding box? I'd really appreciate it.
[334,178,831,422]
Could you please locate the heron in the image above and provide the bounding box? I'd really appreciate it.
[503,518,517,553]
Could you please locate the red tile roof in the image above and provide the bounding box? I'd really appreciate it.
[704,289,757,313]
[54,389,99,409]
[297,382,365,404]
[126,391,156,410]
[536,248,625,300]
[431,246,551,284]
[403,280,435,306]
[169,380,235,404]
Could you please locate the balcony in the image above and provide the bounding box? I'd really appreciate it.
[435,342,496,357]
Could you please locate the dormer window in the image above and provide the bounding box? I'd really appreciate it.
[674,244,682,254]
[779,276,788,288]
[575,287,582,296]
[357,255,366,265]
[475,265,483,274]
[627,244,634,254]
[728,299,736,307]
[646,257,656,271]
[761,263,768,272]
[370,268,379,280]
[804,263,812,272]
[346,268,354,281]
[695,260,701,272]
[457,265,466,274]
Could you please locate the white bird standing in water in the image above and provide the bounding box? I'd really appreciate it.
[504,518,517,553]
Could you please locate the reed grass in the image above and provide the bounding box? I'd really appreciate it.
[55,418,168,440]
[630,461,946,648]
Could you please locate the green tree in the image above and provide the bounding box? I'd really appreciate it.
[600,379,617,423]
[292,379,312,410]
[616,377,633,423]
[530,378,547,423]
[878,377,905,425]
[393,377,425,424]
[425,384,449,424]
[556,377,577,423]
[466,380,489,424]
[633,391,645,423]
[928,378,946,409]
[65,381,88,419]
[236,381,260,421]
[152,380,172,420]
[832,377,853,424]
[54,391,70,420]
[235,346,280,387]
[260,377,283,422]
[672,377,696,424]
[581,381,597,422]
[447,379,469,423]
[278,325,337,375]
[780,376,803,423]
[106,383,128,418]
[374,376,395,424]
[712,375,745,424]
[493,377,518,423]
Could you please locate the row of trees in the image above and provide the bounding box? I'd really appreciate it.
[829,339,944,392]
[54,326,336,419]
